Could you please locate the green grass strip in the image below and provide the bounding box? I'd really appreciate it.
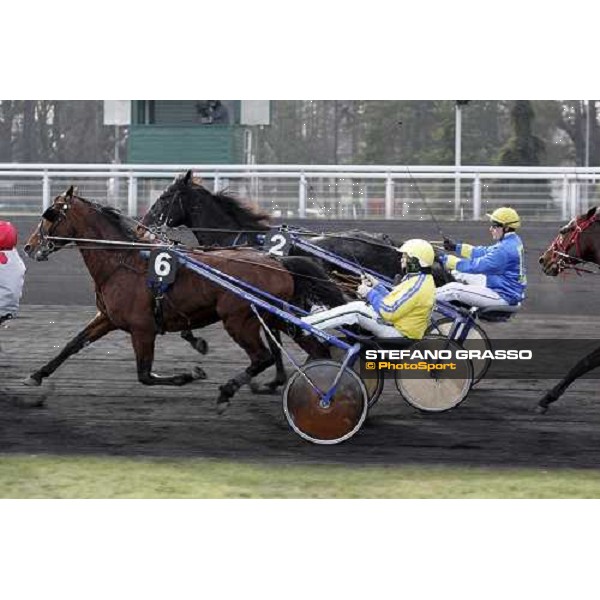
[2,454,600,498]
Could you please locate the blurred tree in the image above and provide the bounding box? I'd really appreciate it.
[0,100,126,163]
[497,100,545,165]
[554,100,599,166]
[0,101,18,161]
[2,99,595,166]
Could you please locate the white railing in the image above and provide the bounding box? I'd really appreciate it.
[0,163,599,221]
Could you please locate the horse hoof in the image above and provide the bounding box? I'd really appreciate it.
[192,366,207,380]
[22,376,42,387]
[193,340,209,355]
[216,399,230,415]
[536,404,549,415]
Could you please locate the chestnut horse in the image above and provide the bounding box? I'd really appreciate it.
[23,187,343,411]
[538,206,600,412]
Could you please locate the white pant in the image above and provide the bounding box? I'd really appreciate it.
[436,278,508,308]
[452,271,487,287]
[302,301,401,338]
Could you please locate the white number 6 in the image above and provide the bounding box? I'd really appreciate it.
[154,252,172,277]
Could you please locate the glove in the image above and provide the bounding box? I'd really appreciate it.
[357,282,371,299]
[362,273,379,287]
[443,238,458,251]
[441,254,459,271]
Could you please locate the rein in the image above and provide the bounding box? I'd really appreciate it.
[42,234,344,285]
[44,235,174,251]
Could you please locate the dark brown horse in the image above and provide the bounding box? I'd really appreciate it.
[538,206,600,412]
[23,187,343,410]
[142,170,452,286]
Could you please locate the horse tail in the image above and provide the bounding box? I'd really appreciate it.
[280,256,345,310]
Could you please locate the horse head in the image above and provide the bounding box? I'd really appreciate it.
[25,187,138,261]
[141,170,196,231]
[24,186,81,260]
[142,170,270,245]
[539,207,600,276]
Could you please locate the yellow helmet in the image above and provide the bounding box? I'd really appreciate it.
[398,239,435,268]
[486,207,521,229]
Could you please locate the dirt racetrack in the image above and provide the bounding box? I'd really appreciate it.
[2,217,600,468]
[2,306,600,469]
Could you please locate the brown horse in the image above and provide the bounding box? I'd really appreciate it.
[538,206,600,412]
[23,187,343,410]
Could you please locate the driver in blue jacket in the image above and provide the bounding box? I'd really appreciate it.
[436,207,526,308]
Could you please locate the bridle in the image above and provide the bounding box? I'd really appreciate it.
[36,199,72,259]
[544,211,599,274]
[151,190,184,232]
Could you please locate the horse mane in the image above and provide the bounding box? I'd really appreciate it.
[211,189,271,230]
[79,197,139,241]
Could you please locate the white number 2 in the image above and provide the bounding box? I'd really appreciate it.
[268,234,287,256]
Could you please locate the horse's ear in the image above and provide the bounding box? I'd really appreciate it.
[65,185,74,199]
[183,170,193,185]
[586,206,598,220]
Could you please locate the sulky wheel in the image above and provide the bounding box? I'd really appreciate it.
[426,317,491,385]
[395,337,473,413]
[329,346,384,408]
[283,359,368,444]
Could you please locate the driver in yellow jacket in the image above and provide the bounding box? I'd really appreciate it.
[302,239,436,339]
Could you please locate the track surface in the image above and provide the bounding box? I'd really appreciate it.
[3,217,600,468]
[2,306,600,468]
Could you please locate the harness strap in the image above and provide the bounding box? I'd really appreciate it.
[549,212,599,273]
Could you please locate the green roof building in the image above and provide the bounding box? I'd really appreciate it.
[127,100,246,164]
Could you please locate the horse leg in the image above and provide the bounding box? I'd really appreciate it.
[217,315,276,413]
[291,328,332,360]
[538,346,600,413]
[131,330,207,386]
[23,312,116,387]
[250,329,288,395]
[180,329,209,355]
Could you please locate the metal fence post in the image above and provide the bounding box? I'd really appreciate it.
[569,182,578,218]
[299,172,307,218]
[472,174,481,221]
[214,172,220,193]
[385,173,393,219]
[561,175,568,220]
[128,174,138,217]
[42,171,51,210]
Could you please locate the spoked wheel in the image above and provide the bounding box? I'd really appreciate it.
[283,359,368,444]
[426,317,491,385]
[395,337,473,413]
[329,346,384,407]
